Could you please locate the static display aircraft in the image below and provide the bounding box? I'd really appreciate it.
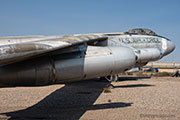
[0,28,175,86]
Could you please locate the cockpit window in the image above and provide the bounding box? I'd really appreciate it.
[127,28,157,36]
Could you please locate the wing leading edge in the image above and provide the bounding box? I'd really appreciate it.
[0,34,107,66]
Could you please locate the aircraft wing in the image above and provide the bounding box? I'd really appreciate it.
[0,34,107,66]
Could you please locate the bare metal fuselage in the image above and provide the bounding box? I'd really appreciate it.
[0,29,175,85]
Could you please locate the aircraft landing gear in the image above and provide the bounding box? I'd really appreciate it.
[100,74,119,88]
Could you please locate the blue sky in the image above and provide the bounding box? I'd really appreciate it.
[0,0,179,62]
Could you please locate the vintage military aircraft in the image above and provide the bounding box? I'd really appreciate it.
[0,28,175,86]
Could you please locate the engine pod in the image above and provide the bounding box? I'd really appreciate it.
[0,46,136,85]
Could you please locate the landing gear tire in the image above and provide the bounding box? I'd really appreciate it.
[104,74,119,89]
[110,74,118,82]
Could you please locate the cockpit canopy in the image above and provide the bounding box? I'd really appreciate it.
[127,28,157,36]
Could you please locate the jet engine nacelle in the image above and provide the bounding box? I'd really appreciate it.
[55,46,136,83]
[134,48,161,67]
[0,46,136,86]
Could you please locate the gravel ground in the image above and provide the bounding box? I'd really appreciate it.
[0,77,180,120]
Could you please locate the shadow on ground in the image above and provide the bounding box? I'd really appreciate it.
[0,79,133,120]
[117,76,151,81]
[114,84,155,88]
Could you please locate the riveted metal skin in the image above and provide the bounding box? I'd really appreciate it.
[0,28,175,86]
[0,57,54,85]
[0,46,136,85]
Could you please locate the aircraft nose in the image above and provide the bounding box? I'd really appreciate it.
[164,40,175,56]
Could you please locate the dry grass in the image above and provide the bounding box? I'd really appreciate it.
[153,72,173,77]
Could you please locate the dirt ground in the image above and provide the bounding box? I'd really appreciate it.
[0,77,180,120]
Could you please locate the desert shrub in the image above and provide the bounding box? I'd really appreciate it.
[103,88,111,93]
[153,72,173,77]
[127,72,133,75]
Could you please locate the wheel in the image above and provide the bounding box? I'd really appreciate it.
[110,74,118,82]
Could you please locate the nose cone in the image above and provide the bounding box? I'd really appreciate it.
[164,41,175,56]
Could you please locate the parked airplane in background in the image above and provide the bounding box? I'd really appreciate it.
[0,28,175,86]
